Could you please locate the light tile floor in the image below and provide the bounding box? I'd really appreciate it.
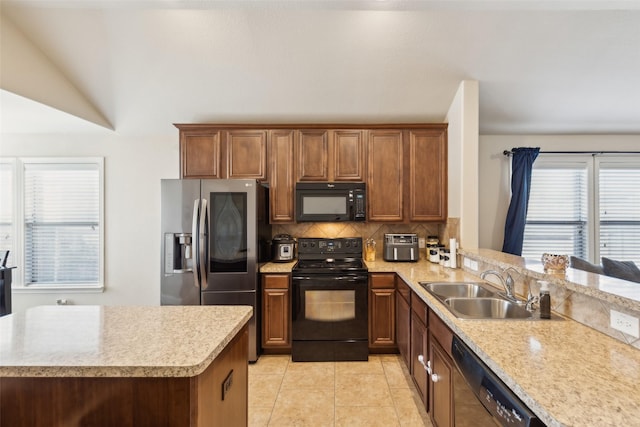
[249,354,433,426]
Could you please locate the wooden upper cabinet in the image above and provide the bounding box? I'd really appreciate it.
[181,129,221,179]
[177,125,267,180]
[269,130,296,223]
[333,130,366,181]
[297,130,329,181]
[367,130,404,222]
[297,130,366,182]
[223,130,268,180]
[408,128,448,222]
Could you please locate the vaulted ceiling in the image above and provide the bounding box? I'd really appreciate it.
[2,0,640,135]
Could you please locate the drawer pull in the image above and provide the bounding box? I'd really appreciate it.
[417,355,432,374]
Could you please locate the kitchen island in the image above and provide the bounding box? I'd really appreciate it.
[0,305,252,427]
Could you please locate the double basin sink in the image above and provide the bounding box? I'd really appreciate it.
[420,281,539,320]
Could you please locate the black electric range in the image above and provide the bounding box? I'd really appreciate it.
[291,237,368,362]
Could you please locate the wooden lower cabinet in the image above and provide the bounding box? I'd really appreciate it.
[410,295,429,406]
[261,274,291,352]
[0,326,249,427]
[428,310,455,427]
[395,279,411,368]
[369,273,397,352]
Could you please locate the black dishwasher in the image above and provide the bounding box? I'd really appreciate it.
[451,336,546,427]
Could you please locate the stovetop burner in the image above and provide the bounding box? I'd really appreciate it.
[293,237,367,274]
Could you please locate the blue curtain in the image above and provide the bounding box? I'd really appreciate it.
[502,147,540,256]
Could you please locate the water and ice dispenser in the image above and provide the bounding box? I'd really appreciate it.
[164,233,193,274]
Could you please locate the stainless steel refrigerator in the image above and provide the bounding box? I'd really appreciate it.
[161,179,271,362]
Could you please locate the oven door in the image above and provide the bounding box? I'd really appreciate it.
[292,274,368,340]
[291,273,368,361]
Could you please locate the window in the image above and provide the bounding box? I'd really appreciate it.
[522,154,640,265]
[597,159,640,262]
[0,158,104,290]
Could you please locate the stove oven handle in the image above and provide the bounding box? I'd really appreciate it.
[292,275,368,282]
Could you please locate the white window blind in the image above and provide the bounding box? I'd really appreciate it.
[24,162,101,285]
[598,162,640,264]
[522,162,589,260]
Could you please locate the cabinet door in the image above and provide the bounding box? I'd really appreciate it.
[395,282,411,368]
[367,130,404,222]
[411,310,429,407]
[268,130,296,223]
[369,273,396,351]
[408,128,448,221]
[262,274,291,350]
[297,130,329,181]
[181,130,221,178]
[429,337,453,427]
[333,130,365,181]
[224,130,268,180]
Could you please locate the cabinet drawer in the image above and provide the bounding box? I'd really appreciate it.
[262,274,290,289]
[369,273,396,289]
[396,278,411,304]
[411,295,428,326]
[429,310,453,358]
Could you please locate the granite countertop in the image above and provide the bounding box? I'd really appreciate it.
[0,305,252,378]
[259,258,640,426]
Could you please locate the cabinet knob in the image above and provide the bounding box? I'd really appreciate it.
[431,373,440,383]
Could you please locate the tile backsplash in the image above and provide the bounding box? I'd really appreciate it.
[273,218,460,260]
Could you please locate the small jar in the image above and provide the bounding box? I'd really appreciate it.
[365,239,376,262]
[426,235,439,246]
[428,244,441,263]
[439,246,447,265]
[442,249,451,267]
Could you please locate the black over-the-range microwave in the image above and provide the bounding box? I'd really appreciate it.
[295,182,366,222]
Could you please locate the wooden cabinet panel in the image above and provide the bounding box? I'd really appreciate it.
[429,337,453,427]
[225,130,268,180]
[369,273,396,351]
[370,272,396,289]
[199,326,249,427]
[333,130,365,181]
[297,130,329,181]
[367,130,404,222]
[181,130,221,178]
[396,283,411,370]
[262,274,291,351]
[408,128,448,221]
[268,130,296,223]
[369,287,396,349]
[411,309,429,406]
[428,309,455,427]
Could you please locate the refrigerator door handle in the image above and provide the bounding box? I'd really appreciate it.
[199,198,208,290]
[192,199,201,289]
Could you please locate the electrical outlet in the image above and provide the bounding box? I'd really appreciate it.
[418,238,426,249]
[221,369,234,401]
[610,309,640,338]
[463,257,479,271]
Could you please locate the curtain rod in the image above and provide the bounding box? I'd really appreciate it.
[503,149,640,156]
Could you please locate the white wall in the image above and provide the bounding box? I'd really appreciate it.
[1,130,178,311]
[446,80,479,249]
[479,134,640,250]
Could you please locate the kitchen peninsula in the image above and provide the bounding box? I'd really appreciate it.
[0,305,252,427]
[262,251,640,426]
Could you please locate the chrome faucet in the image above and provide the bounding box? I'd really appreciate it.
[480,267,518,302]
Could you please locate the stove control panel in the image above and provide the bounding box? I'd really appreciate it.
[298,238,362,256]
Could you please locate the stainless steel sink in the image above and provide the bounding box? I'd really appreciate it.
[421,282,496,299]
[444,297,533,320]
[419,281,558,320]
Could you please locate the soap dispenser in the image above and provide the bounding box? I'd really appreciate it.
[539,281,551,319]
